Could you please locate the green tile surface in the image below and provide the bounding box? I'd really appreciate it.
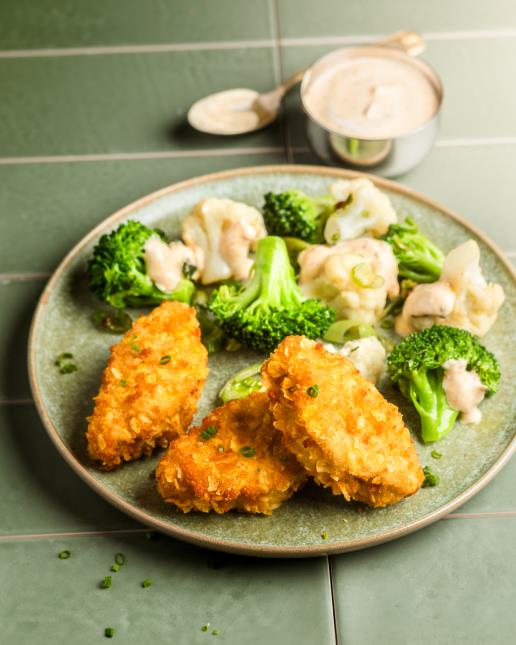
[0,281,43,400]
[0,152,284,274]
[0,0,273,49]
[293,143,516,250]
[0,48,280,157]
[331,517,516,645]
[457,455,515,513]
[0,535,335,645]
[277,0,514,37]
[0,405,139,534]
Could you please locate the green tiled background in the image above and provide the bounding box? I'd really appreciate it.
[0,1,514,643]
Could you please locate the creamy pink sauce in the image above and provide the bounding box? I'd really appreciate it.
[443,359,487,425]
[304,57,438,138]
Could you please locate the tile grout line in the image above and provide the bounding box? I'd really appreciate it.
[0,272,51,283]
[2,137,516,167]
[0,147,287,166]
[0,399,34,406]
[326,556,341,645]
[2,28,516,60]
[270,0,292,164]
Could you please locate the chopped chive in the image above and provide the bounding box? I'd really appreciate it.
[212,629,220,636]
[104,627,115,638]
[59,363,78,374]
[100,576,112,589]
[201,624,210,632]
[119,379,128,387]
[58,550,71,559]
[55,352,73,365]
[159,355,171,365]
[431,450,443,460]
[114,553,125,566]
[321,531,329,540]
[200,426,218,440]
[239,446,256,458]
[110,563,120,573]
[306,384,319,398]
[422,465,440,487]
[141,578,153,588]
[130,343,140,352]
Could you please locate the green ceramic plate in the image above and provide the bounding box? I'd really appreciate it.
[28,165,516,557]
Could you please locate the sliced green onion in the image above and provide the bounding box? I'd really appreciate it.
[200,426,218,440]
[110,563,120,573]
[55,352,73,365]
[55,353,78,374]
[115,553,125,566]
[351,262,385,289]
[212,629,220,636]
[321,531,329,540]
[93,309,132,334]
[130,343,140,352]
[422,466,440,487]
[141,578,153,588]
[104,627,115,638]
[239,446,256,458]
[323,319,376,345]
[100,576,112,589]
[431,450,443,460]
[159,355,171,365]
[58,550,71,559]
[59,363,78,374]
[306,385,319,398]
[219,362,265,403]
[201,624,210,632]
[119,379,128,387]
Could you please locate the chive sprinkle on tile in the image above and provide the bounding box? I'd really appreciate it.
[239,446,256,458]
[58,550,71,559]
[141,578,153,588]
[159,355,171,365]
[200,426,218,440]
[431,450,443,460]
[100,575,112,589]
[306,384,319,398]
[104,627,115,638]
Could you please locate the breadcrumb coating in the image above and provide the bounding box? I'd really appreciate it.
[156,392,306,514]
[86,301,208,470]
[262,336,423,507]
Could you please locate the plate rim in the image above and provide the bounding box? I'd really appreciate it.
[28,164,516,558]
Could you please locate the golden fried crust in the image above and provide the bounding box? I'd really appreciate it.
[262,336,423,508]
[155,392,307,514]
[86,301,208,470]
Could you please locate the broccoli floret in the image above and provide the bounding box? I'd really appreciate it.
[219,362,265,402]
[88,220,195,309]
[262,190,334,243]
[208,236,336,353]
[382,217,444,283]
[387,325,500,443]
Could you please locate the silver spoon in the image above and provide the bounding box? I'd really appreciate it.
[187,31,425,136]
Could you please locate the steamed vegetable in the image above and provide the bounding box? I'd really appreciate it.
[262,190,334,243]
[88,221,194,308]
[387,325,500,442]
[381,217,444,283]
[219,363,265,402]
[208,236,335,352]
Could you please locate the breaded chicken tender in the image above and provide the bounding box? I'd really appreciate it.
[87,301,208,469]
[156,392,306,514]
[262,336,423,508]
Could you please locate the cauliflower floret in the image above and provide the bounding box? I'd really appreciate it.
[182,198,266,284]
[325,336,386,384]
[299,239,398,323]
[324,178,397,244]
[396,240,505,337]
